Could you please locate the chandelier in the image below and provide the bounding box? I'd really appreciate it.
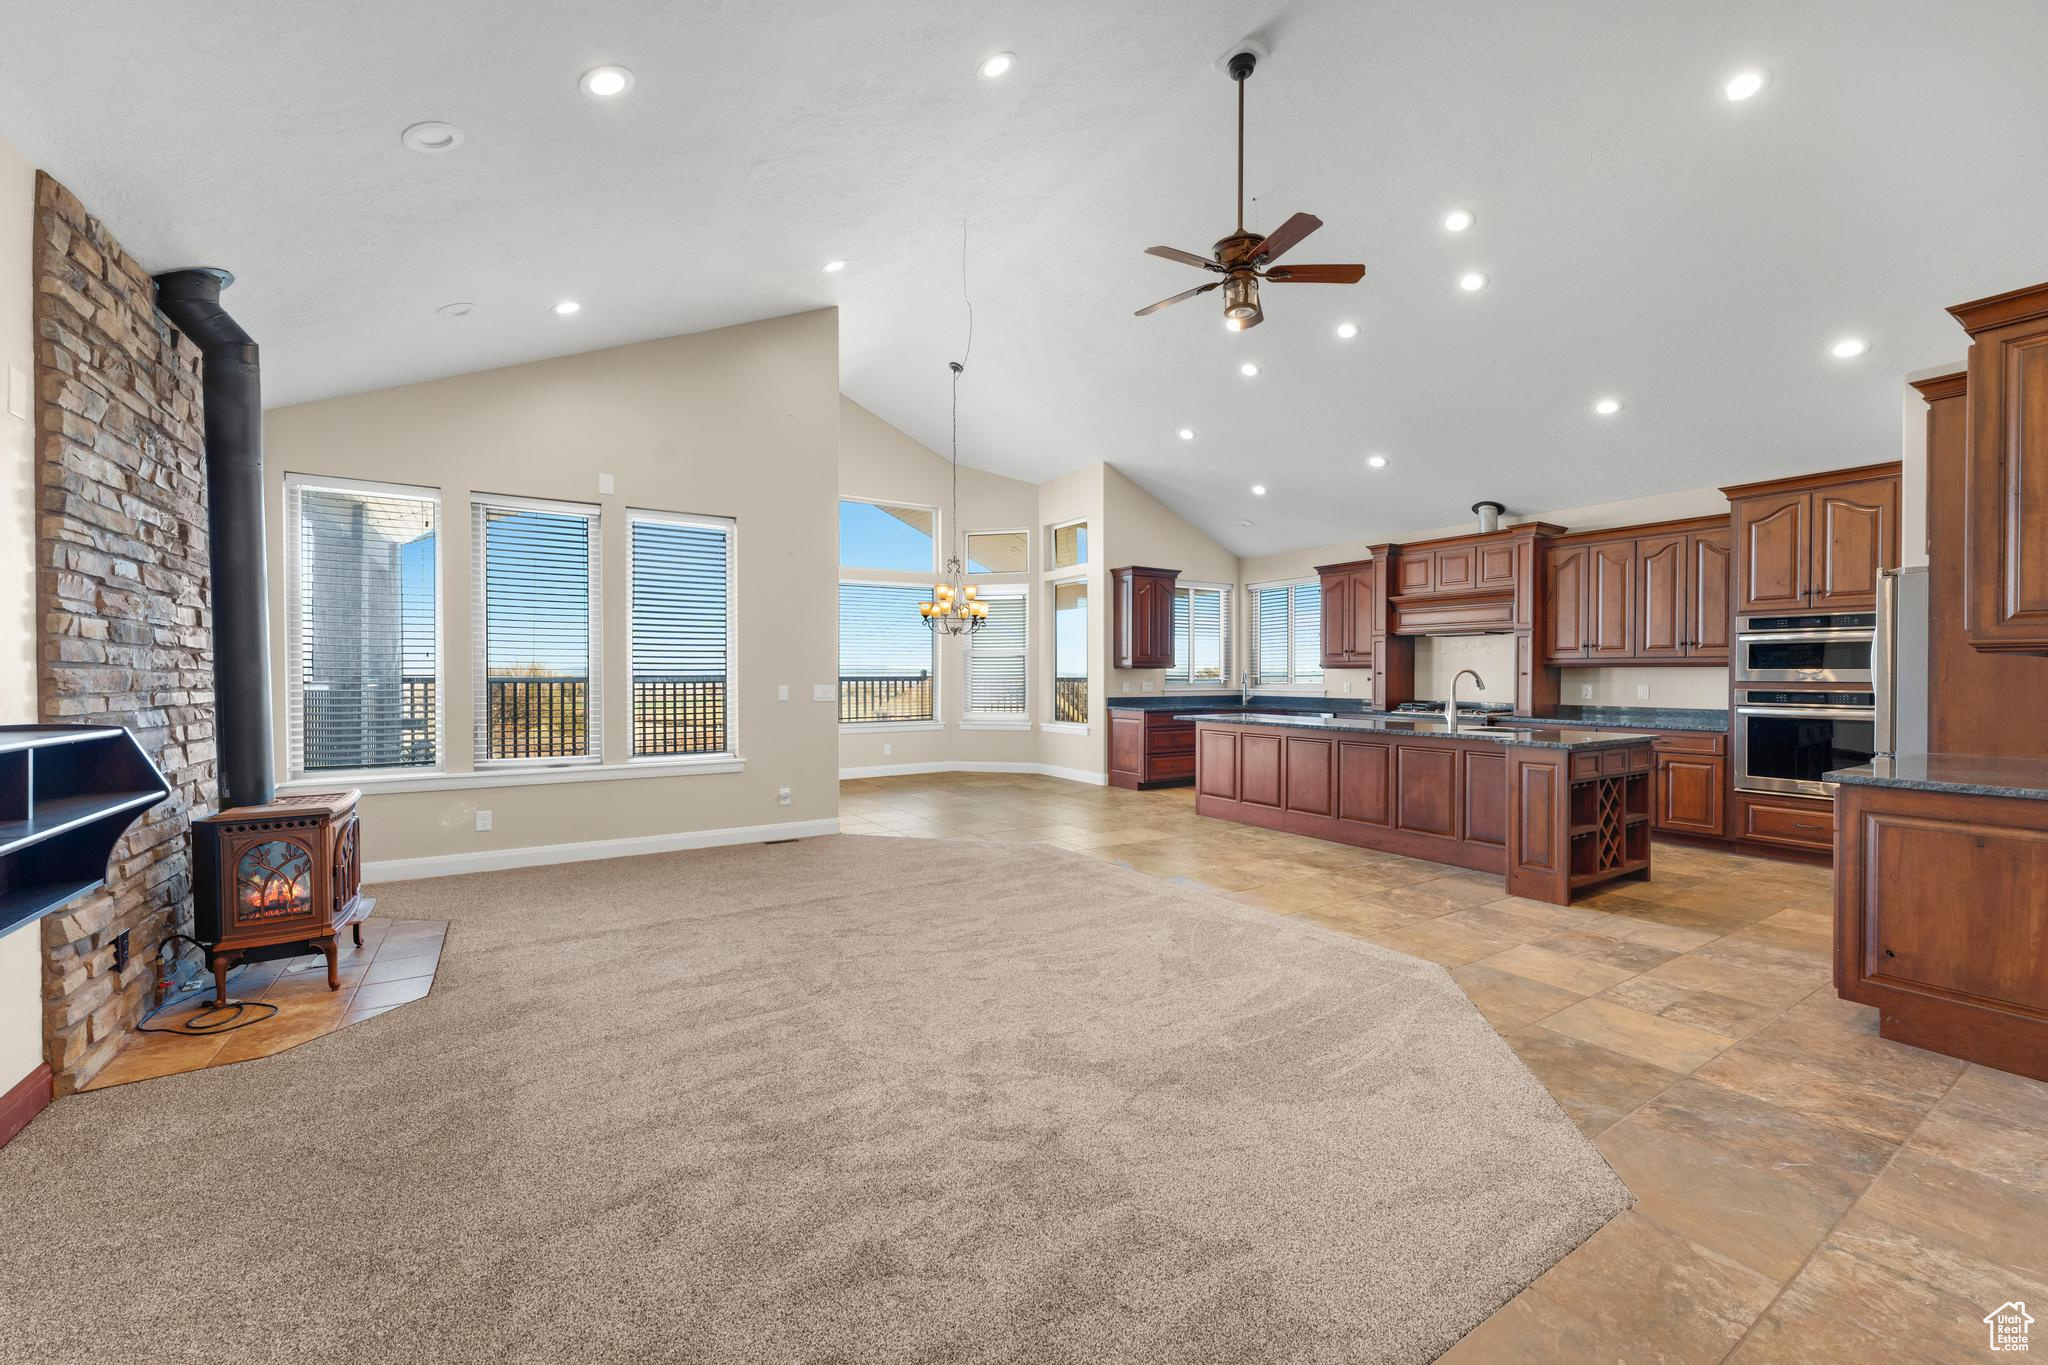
[919,360,986,636]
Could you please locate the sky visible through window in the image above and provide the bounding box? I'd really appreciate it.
[484,508,592,676]
[840,500,934,573]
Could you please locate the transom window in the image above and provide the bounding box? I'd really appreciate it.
[1249,580,1325,688]
[965,530,1028,574]
[840,498,936,573]
[1049,519,1088,569]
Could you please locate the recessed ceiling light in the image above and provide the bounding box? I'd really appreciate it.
[1240,519,1254,528]
[1725,70,1767,101]
[977,52,1015,80]
[435,302,476,319]
[1830,337,1870,359]
[400,121,464,154]
[1366,454,1389,469]
[1593,396,1623,416]
[1335,321,1360,339]
[1251,484,1267,496]
[1443,209,1475,233]
[551,300,582,316]
[1239,361,1260,377]
[1459,271,1489,292]
[822,259,847,273]
[579,65,634,98]
[1178,428,1195,441]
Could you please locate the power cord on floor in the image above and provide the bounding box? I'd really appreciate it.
[137,931,282,1035]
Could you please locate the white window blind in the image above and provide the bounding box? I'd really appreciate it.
[284,476,440,775]
[1168,583,1231,686]
[1250,581,1324,686]
[473,495,602,764]
[629,510,734,757]
[964,588,1027,718]
[838,583,936,723]
[1051,579,1088,723]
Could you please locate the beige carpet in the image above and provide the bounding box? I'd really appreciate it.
[0,835,1627,1364]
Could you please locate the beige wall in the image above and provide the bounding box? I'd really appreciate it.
[263,309,842,875]
[1,133,42,1091]
[1102,464,1242,701]
[1240,483,1737,710]
[1034,464,1108,776]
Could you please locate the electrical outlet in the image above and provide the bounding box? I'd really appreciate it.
[112,929,131,973]
[883,743,892,756]
[1580,684,1593,700]
[777,787,793,806]
[1141,680,1155,693]
[1636,683,1650,700]
[777,684,789,701]
[1121,682,1131,694]
[474,809,493,832]
[1341,679,1352,694]
[813,683,834,702]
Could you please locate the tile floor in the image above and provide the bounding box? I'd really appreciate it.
[84,917,446,1090]
[841,771,2048,1363]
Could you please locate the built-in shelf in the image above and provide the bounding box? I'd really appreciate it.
[0,726,171,939]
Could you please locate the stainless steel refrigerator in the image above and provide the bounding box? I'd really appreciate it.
[1875,565,1929,759]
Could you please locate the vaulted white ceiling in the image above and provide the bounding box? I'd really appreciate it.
[3,1,2044,554]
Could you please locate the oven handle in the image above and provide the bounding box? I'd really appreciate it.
[1735,629,1875,644]
[1735,705,1876,720]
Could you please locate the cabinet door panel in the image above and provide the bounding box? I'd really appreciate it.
[1544,545,1588,661]
[1655,754,1725,836]
[1337,741,1392,825]
[1435,547,1476,593]
[1737,492,1809,612]
[1689,529,1732,658]
[1347,569,1375,660]
[1196,730,1238,799]
[1462,749,1508,847]
[1587,541,1637,659]
[1812,477,1899,611]
[1635,534,1686,659]
[1240,733,1284,808]
[1285,737,1335,815]
[1394,746,1458,836]
[1966,325,2048,646]
[1397,555,1434,595]
[1477,544,1517,587]
[1319,573,1350,665]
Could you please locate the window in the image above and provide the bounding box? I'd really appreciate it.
[840,498,935,572]
[1050,519,1088,569]
[629,510,734,758]
[284,475,440,775]
[1168,583,1231,687]
[839,583,936,723]
[963,587,1027,721]
[965,530,1028,574]
[1249,580,1325,687]
[1051,579,1088,723]
[473,495,601,763]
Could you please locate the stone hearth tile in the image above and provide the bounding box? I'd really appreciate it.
[81,1027,227,1090]
[1480,942,1640,996]
[1596,1079,1896,1281]
[1541,996,1739,1074]
[1450,962,1584,1033]
[1506,1026,1684,1137]
[350,976,434,1011]
[361,952,443,985]
[207,995,355,1065]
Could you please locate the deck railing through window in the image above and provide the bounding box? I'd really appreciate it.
[631,675,728,756]
[485,675,590,759]
[1053,676,1087,723]
[838,672,933,724]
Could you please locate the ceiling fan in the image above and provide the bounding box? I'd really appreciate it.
[1135,51,1364,330]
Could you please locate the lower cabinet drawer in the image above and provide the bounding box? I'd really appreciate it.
[1146,752,1197,780]
[1149,723,1195,754]
[1651,732,1726,756]
[1739,795,1835,851]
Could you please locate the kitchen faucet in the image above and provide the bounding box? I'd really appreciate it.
[1447,669,1485,733]
[1240,669,1252,706]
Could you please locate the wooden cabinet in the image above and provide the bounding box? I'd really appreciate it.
[1724,467,1899,615]
[1735,791,1835,854]
[1107,708,1198,790]
[1650,734,1727,838]
[1110,566,1178,670]
[1542,518,1729,665]
[1313,559,1375,668]
[1949,282,2048,651]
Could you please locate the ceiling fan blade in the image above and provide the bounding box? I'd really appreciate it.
[1144,245,1222,271]
[1254,212,1322,264]
[1133,280,1222,317]
[1264,263,1366,284]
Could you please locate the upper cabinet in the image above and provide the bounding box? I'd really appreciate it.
[1314,558,1375,668]
[1110,566,1179,670]
[1541,518,1730,665]
[1724,466,1899,615]
[1950,282,2048,652]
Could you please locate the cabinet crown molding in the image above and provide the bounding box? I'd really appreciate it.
[1547,513,1730,546]
[1948,279,2048,335]
[1720,461,1902,501]
[1910,371,1968,403]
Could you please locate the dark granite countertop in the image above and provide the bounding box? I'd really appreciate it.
[1108,695,1383,715]
[1501,706,1729,734]
[1182,712,1658,751]
[1827,754,2048,802]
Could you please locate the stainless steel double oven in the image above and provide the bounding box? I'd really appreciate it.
[1733,611,1878,797]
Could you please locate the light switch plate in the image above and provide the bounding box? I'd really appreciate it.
[813,683,834,702]
[598,473,616,495]
[1636,684,1650,700]
[777,684,789,701]
[1141,681,1155,693]
[1580,685,1593,699]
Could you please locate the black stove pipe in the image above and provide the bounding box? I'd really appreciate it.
[154,268,274,809]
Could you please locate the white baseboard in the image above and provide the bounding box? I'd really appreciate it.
[363,816,842,884]
[838,760,1107,786]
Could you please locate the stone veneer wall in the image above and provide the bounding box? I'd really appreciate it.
[33,173,215,1092]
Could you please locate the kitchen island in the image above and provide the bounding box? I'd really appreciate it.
[1187,713,1657,905]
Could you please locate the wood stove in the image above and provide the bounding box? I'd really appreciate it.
[192,790,371,1003]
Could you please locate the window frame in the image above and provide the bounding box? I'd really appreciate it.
[960,582,1030,729]
[1246,576,1327,692]
[626,507,738,762]
[839,494,940,574]
[1043,572,1090,733]
[1047,517,1089,570]
[963,526,1030,576]
[282,472,446,781]
[1166,579,1233,690]
[836,576,943,732]
[471,491,604,770]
